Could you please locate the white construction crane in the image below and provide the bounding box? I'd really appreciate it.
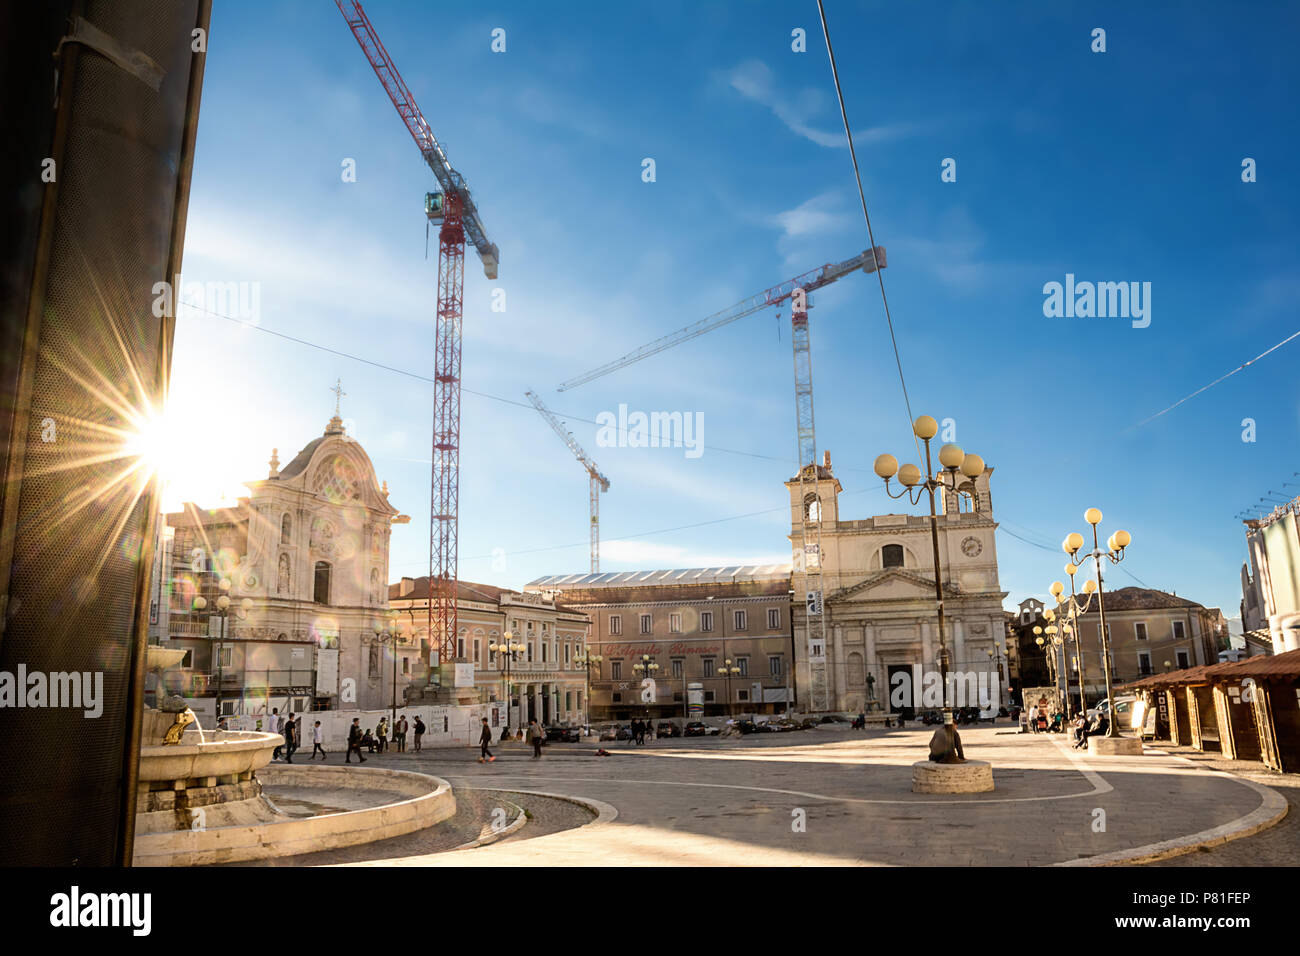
[554,247,886,711]
[525,390,611,574]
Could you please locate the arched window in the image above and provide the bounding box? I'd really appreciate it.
[313,561,331,604]
[882,544,905,569]
[280,513,292,544]
[848,651,865,686]
[804,493,821,522]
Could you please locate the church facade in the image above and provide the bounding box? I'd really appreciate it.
[161,412,405,719]
[788,452,1008,716]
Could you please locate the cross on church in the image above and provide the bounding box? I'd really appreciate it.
[330,378,346,416]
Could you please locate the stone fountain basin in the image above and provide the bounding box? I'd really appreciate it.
[139,730,281,783]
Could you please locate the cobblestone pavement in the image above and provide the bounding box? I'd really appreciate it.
[237,788,593,867]
[294,725,1288,867]
[1140,745,1298,867]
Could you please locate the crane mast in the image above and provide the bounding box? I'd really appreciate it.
[337,0,499,675]
[554,246,889,712]
[525,390,611,574]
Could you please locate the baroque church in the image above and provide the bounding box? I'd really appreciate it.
[163,406,405,719]
[788,452,1008,715]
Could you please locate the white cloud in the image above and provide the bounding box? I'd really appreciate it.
[723,60,931,149]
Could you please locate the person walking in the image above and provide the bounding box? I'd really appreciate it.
[282,712,296,763]
[270,707,283,760]
[1028,703,1039,734]
[478,718,496,763]
[527,718,544,759]
[412,715,426,752]
[311,720,326,759]
[346,717,367,763]
[376,716,389,753]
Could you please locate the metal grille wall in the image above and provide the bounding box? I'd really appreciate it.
[0,0,209,865]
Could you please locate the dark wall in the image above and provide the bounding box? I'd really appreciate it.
[0,0,209,865]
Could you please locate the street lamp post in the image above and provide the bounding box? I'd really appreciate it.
[1064,510,1132,738]
[198,578,251,725]
[490,632,525,734]
[1031,626,1066,720]
[574,650,603,732]
[986,644,1007,709]
[632,654,659,719]
[718,660,741,718]
[1051,571,1097,717]
[875,415,985,739]
[373,607,401,732]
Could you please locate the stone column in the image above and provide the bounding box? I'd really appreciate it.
[531,684,541,726]
[832,624,846,708]
[953,618,966,672]
[920,618,933,669]
[864,623,878,705]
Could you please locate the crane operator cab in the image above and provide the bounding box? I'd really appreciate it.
[425,191,445,223]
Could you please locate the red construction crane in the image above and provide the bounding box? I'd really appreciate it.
[337,1,499,674]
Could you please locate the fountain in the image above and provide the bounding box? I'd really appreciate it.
[135,645,282,838]
[132,646,456,865]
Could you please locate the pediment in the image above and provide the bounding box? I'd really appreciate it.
[830,568,958,604]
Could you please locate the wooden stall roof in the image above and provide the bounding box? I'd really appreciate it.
[1121,664,1217,689]
[1206,648,1300,680]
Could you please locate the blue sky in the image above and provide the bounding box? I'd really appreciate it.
[167,0,1299,620]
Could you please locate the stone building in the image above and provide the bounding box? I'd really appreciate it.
[157,411,402,721]
[1072,587,1227,685]
[788,452,1008,716]
[1240,503,1300,653]
[388,577,591,730]
[525,567,794,720]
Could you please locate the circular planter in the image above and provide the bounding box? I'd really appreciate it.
[1087,735,1144,756]
[911,759,995,794]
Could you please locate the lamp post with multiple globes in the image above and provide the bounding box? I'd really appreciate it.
[874,415,985,731]
[632,654,659,718]
[195,578,251,723]
[490,632,525,733]
[1063,510,1132,738]
[1050,569,1099,717]
[574,650,603,732]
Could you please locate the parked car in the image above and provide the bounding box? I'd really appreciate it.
[918,709,944,725]
[656,722,681,738]
[684,721,709,737]
[1087,695,1137,723]
[545,726,580,743]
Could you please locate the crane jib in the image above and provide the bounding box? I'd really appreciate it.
[555,245,885,391]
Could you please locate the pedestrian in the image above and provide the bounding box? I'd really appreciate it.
[396,714,408,752]
[282,712,296,763]
[217,716,229,732]
[345,717,367,763]
[362,727,376,752]
[269,707,282,759]
[500,723,511,743]
[527,718,544,759]
[479,717,496,763]
[311,720,326,759]
[376,716,389,753]
[292,714,302,756]
[1028,703,1039,733]
[631,718,642,745]
[413,715,425,752]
